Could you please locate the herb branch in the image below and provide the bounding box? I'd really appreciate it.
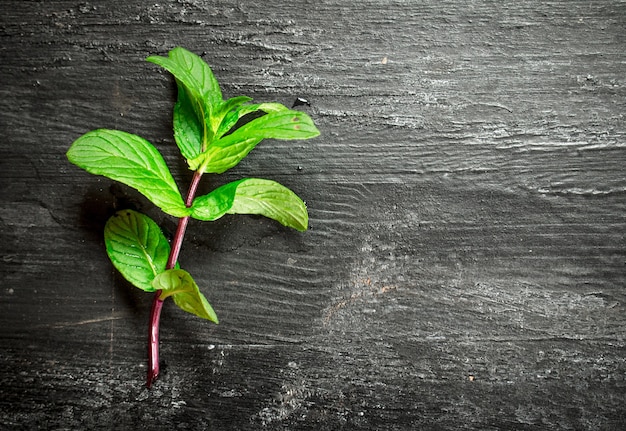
[67,47,319,387]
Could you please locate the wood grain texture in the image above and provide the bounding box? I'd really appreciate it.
[1,0,625,429]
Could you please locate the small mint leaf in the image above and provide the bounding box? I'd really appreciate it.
[191,178,308,231]
[67,129,189,217]
[202,110,319,174]
[213,95,254,139]
[215,101,286,140]
[201,136,262,174]
[104,210,170,292]
[189,180,242,221]
[147,47,222,116]
[232,109,320,140]
[148,47,225,149]
[152,269,219,323]
[173,81,204,161]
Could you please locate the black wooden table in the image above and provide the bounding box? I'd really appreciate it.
[1,1,625,429]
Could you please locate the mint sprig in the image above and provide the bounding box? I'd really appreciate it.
[67,46,319,387]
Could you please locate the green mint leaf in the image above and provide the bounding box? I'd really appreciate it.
[147,47,222,113]
[152,269,219,323]
[174,94,254,166]
[213,95,254,138]
[188,180,241,220]
[192,136,261,173]
[147,47,223,144]
[67,129,189,217]
[215,101,285,140]
[173,82,204,161]
[191,178,308,231]
[104,210,170,292]
[232,109,320,140]
[201,110,320,174]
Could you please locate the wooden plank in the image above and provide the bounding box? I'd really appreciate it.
[1,0,625,429]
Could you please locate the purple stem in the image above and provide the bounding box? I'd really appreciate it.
[146,170,203,388]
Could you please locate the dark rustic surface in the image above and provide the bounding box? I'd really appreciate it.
[1,0,625,429]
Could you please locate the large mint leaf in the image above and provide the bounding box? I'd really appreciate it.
[152,269,219,323]
[104,210,170,292]
[67,129,189,217]
[191,178,308,231]
[67,130,188,217]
